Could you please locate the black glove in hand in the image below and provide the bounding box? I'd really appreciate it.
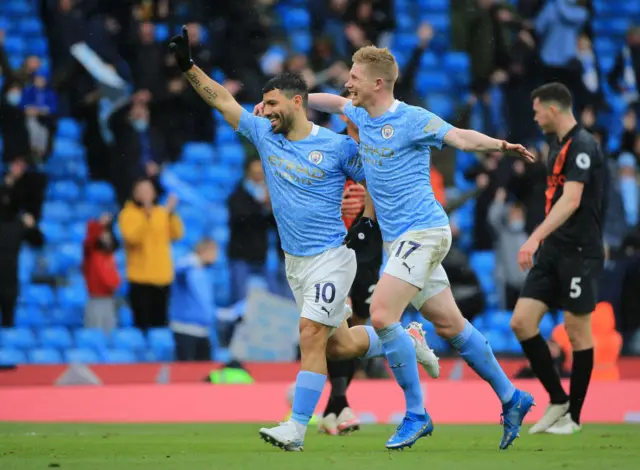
[168,25,194,73]
[344,217,378,250]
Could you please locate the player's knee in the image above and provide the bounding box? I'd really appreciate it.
[369,300,392,330]
[565,314,593,350]
[299,319,328,354]
[510,310,536,339]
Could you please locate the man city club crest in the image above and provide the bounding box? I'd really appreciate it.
[381,124,394,139]
[308,150,323,165]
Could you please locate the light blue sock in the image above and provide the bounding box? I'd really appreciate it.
[450,321,516,404]
[364,325,384,358]
[377,323,425,415]
[291,371,326,430]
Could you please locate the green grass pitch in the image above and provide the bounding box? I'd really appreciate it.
[0,423,638,470]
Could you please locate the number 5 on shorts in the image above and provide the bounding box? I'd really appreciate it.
[395,241,421,259]
[570,277,582,299]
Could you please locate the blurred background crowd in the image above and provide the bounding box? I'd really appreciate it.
[0,0,639,371]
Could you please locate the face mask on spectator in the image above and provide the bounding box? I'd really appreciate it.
[132,118,149,132]
[244,179,267,202]
[509,219,525,232]
[6,90,21,107]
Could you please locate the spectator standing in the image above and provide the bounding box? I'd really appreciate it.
[82,213,121,333]
[169,238,219,361]
[119,179,184,331]
[488,188,529,309]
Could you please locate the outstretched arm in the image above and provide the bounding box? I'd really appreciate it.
[444,128,535,161]
[308,93,350,114]
[169,26,243,129]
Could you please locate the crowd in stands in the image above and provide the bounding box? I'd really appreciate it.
[0,0,639,367]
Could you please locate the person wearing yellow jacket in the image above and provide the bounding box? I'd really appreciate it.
[119,178,184,331]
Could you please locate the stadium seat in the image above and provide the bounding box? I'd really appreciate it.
[53,138,84,160]
[289,31,312,54]
[49,307,83,328]
[20,284,56,308]
[148,328,175,361]
[0,348,27,365]
[74,328,109,352]
[14,305,47,328]
[39,221,66,245]
[2,36,25,56]
[419,51,439,69]
[0,328,37,350]
[209,204,229,226]
[39,327,73,350]
[469,251,496,278]
[217,143,245,166]
[65,348,101,364]
[42,201,71,223]
[111,328,146,353]
[215,125,237,144]
[28,348,63,364]
[102,349,136,364]
[416,71,451,95]
[56,118,82,140]
[282,8,310,30]
[154,23,169,41]
[168,162,201,184]
[539,313,556,339]
[118,305,133,327]
[486,310,512,332]
[182,143,215,164]
[199,184,227,203]
[47,180,82,202]
[210,226,230,245]
[85,181,116,205]
[72,202,100,222]
[27,37,47,56]
[55,245,84,274]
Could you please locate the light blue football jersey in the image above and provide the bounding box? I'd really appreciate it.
[343,100,452,241]
[236,109,364,256]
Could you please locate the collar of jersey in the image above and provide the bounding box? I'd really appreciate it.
[557,124,580,145]
[367,99,401,122]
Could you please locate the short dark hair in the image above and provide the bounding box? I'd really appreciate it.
[262,72,309,107]
[531,82,573,109]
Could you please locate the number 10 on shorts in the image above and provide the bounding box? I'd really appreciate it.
[314,282,336,304]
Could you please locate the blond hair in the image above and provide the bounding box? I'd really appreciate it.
[352,46,399,88]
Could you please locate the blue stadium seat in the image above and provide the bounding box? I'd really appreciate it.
[27,37,47,56]
[40,221,66,245]
[393,33,418,51]
[419,51,439,69]
[58,284,88,308]
[540,313,555,339]
[118,305,133,327]
[215,125,237,145]
[52,138,84,160]
[0,348,27,365]
[14,305,47,328]
[72,202,101,222]
[0,328,37,350]
[154,23,169,42]
[55,244,84,273]
[469,251,496,277]
[283,8,310,30]
[20,17,43,35]
[56,118,82,140]
[28,348,63,364]
[416,71,451,95]
[217,143,245,166]
[426,94,454,119]
[111,328,146,353]
[182,143,215,164]
[418,0,449,11]
[148,328,175,361]
[65,348,101,364]
[199,184,227,203]
[209,204,229,226]
[3,36,25,56]
[74,328,109,352]
[67,222,87,243]
[102,349,136,364]
[289,31,312,54]
[47,180,81,202]
[20,284,56,308]
[39,327,73,350]
[396,13,416,32]
[49,307,83,328]
[486,310,512,332]
[210,226,230,245]
[42,201,70,223]
[85,182,116,205]
[5,1,32,16]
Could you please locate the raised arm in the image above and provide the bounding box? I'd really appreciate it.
[308,93,350,114]
[169,26,243,129]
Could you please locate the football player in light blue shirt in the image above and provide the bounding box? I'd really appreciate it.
[169,27,435,451]
[307,46,536,450]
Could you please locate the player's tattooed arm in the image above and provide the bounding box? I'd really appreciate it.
[308,93,349,114]
[183,66,242,129]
